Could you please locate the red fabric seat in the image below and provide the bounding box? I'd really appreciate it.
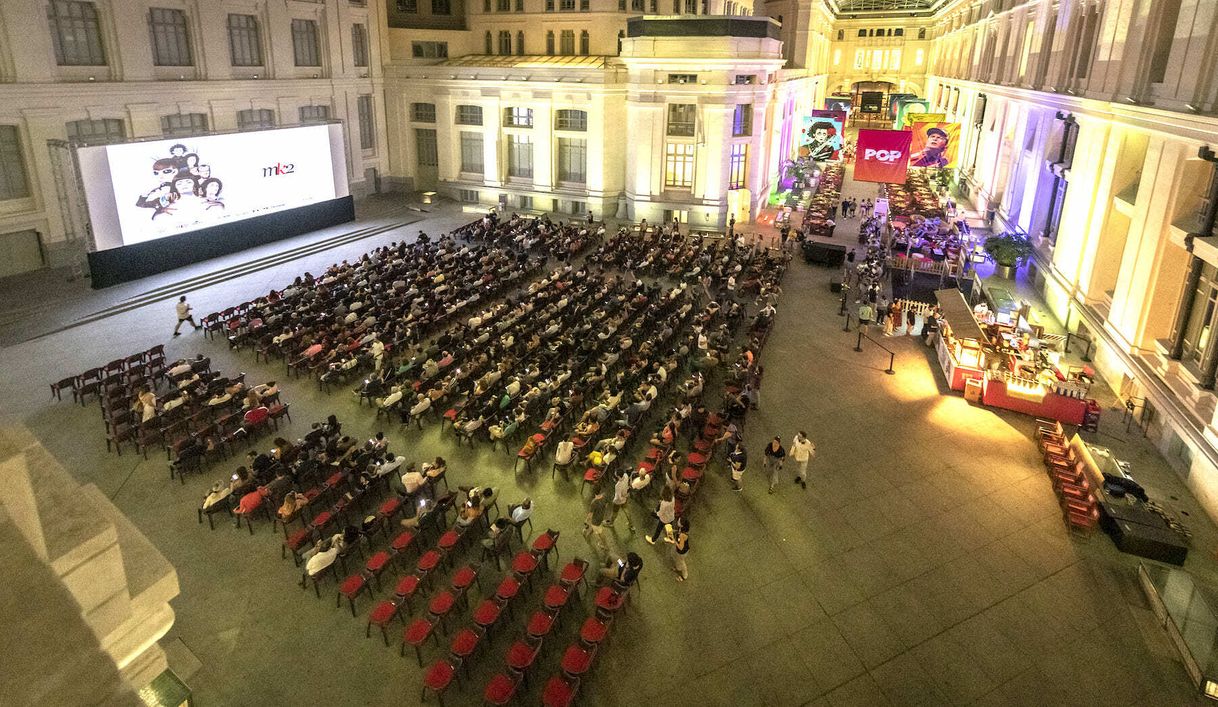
[450,627,481,660]
[561,643,596,676]
[559,560,587,587]
[391,530,416,554]
[438,529,460,551]
[369,600,398,624]
[472,598,501,628]
[366,551,391,573]
[595,587,624,613]
[451,565,478,593]
[483,673,519,706]
[542,675,579,707]
[429,590,456,616]
[378,497,402,517]
[339,574,366,596]
[309,510,334,530]
[394,574,421,599]
[324,472,344,488]
[495,576,520,603]
[423,659,457,692]
[687,451,708,467]
[580,616,610,645]
[544,584,571,613]
[681,466,703,482]
[526,610,554,639]
[417,549,441,573]
[511,551,539,575]
[531,533,556,553]
[506,638,540,672]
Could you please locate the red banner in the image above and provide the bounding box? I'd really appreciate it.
[854,129,913,184]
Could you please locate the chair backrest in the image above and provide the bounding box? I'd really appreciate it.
[244,406,269,425]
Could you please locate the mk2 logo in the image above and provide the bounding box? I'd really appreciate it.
[863,149,904,163]
[262,162,296,177]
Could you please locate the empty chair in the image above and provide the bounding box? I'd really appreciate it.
[402,616,439,667]
[421,658,460,706]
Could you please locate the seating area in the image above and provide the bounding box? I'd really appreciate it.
[49,343,167,407]
[179,212,793,701]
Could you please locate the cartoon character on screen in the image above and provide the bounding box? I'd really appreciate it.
[805,121,839,162]
[200,178,225,210]
[910,127,951,168]
[168,143,190,170]
[134,158,181,219]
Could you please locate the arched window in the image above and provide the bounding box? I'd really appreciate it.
[498,30,511,55]
[516,31,524,55]
[579,30,589,55]
[485,31,493,54]
[546,31,555,55]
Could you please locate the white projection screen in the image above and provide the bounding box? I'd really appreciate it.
[78,123,350,251]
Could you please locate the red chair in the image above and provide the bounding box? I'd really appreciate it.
[526,610,555,641]
[282,528,313,566]
[472,598,503,635]
[364,551,393,591]
[579,615,612,647]
[337,573,369,617]
[366,600,401,645]
[428,589,457,634]
[560,642,597,678]
[531,529,560,570]
[449,626,484,675]
[438,528,462,561]
[393,573,422,615]
[309,509,336,535]
[402,616,439,666]
[505,638,541,685]
[377,497,404,533]
[417,549,442,587]
[451,563,481,606]
[542,675,580,707]
[242,405,270,436]
[686,451,708,468]
[483,673,520,706]
[391,529,417,564]
[494,575,521,605]
[511,551,540,588]
[421,658,460,706]
[595,586,625,617]
[543,584,572,616]
[558,558,589,598]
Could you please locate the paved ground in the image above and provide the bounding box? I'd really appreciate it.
[0,191,1211,706]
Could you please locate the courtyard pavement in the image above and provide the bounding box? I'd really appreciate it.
[0,194,1211,706]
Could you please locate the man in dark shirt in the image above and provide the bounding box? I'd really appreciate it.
[585,490,612,560]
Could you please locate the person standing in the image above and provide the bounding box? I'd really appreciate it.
[728,442,747,491]
[645,486,676,545]
[857,301,874,331]
[665,517,690,582]
[173,295,201,336]
[790,431,815,489]
[763,436,787,494]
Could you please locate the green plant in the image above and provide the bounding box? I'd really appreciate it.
[983,233,1034,267]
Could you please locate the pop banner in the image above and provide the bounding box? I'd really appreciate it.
[854,129,913,184]
[909,122,961,168]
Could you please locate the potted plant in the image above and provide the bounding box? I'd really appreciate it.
[983,232,1034,279]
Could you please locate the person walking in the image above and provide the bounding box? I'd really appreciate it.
[763,436,787,494]
[728,442,747,491]
[857,301,874,332]
[173,295,201,336]
[608,469,634,530]
[665,517,690,582]
[645,486,676,545]
[584,489,613,559]
[790,431,816,489]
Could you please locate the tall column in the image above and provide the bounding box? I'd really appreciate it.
[1169,257,1203,359]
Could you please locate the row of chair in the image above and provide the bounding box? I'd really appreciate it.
[1036,418,1099,535]
[52,346,170,407]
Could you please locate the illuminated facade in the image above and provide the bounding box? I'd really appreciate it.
[382,2,833,225]
[923,0,1218,521]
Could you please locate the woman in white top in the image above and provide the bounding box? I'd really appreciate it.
[609,471,633,529]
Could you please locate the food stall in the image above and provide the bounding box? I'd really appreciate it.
[932,288,1100,427]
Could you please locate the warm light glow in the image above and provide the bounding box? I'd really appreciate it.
[915,48,925,66]
[1007,379,1047,401]
[833,49,841,66]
